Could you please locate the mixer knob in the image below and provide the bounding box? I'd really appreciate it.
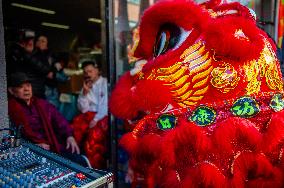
[8,178,13,185]
[12,182,17,187]
[27,182,32,188]
[15,176,20,183]
[41,157,46,163]
[76,173,86,180]
[55,168,60,173]
[19,178,24,185]
[30,178,34,183]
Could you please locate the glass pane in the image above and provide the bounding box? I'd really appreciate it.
[111,0,280,187]
[113,0,156,186]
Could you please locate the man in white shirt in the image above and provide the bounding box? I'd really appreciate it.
[78,60,108,127]
[71,60,108,169]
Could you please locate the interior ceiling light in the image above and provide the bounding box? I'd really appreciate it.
[41,22,69,29]
[88,18,102,23]
[11,3,55,14]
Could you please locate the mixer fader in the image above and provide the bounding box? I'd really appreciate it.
[0,141,113,188]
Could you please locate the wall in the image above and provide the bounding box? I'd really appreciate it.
[0,0,8,129]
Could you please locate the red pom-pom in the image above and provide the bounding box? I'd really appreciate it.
[109,72,138,119]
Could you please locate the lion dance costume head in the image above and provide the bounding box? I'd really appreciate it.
[110,0,284,187]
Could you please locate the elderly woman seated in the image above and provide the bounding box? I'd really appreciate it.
[7,72,88,165]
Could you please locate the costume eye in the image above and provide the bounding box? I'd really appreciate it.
[154,23,181,57]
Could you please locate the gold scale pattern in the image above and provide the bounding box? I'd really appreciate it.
[244,38,283,95]
[147,41,213,107]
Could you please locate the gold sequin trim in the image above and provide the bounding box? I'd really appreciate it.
[244,39,283,95]
[210,63,240,93]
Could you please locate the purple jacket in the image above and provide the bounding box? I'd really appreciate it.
[9,97,73,152]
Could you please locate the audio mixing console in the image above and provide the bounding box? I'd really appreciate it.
[0,140,113,188]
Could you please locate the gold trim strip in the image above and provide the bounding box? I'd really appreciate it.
[193,75,210,89]
[188,95,204,101]
[180,41,203,59]
[174,82,191,95]
[156,67,187,82]
[183,46,206,63]
[192,86,209,96]
[171,75,190,89]
[192,66,213,83]
[176,90,193,101]
[188,52,209,70]
[190,58,212,76]
[182,101,198,106]
[157,62,182,75]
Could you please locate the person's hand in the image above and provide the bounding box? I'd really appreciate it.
[66,136,80,154]
[89,120,97,128]
[82,79,92,95]
[37,143,50,150]
[47,72,54,79]
[54,62,62,71]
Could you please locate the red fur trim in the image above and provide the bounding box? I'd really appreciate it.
[160,119,212,168]
[109,72,138,119]
[135,134,162,164]
[134,0,210,58]
[119,132,138,156]
[109,73,172,119]
[182,163,227,188]
[201,0,221,9]
[261,110,284,152]
[158,169,182,188]
[213,2,254,20]
[203,16,264,62]
[231,152,283,187]
[134,79,172,113]
[213,117,261,155]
